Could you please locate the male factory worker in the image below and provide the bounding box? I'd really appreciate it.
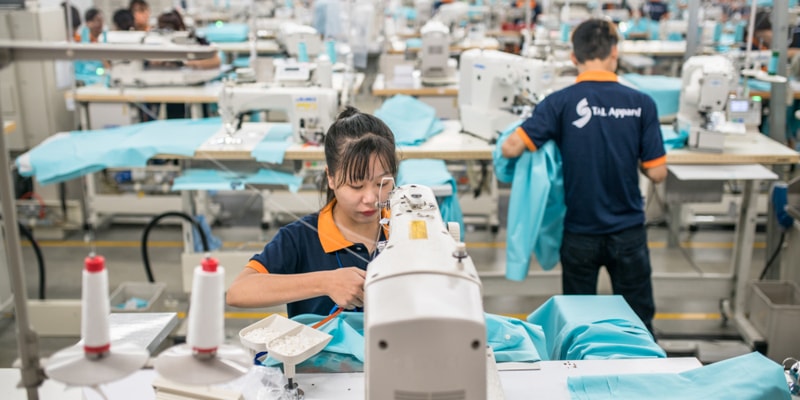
[501,18,667,334]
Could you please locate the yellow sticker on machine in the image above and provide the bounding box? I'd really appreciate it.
[409,220,428,240]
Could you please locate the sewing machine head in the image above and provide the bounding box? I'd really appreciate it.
[459,49,557,142]
[217,83,338,145]
[105,30,221,87]
[677,55,755,152]
[364,184,486,400]
[278,21,323,59]
[419,19,458,85]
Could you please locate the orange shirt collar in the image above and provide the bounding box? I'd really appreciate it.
[317,199,391,253]
[318,199,353,253]
[575,70,618,83]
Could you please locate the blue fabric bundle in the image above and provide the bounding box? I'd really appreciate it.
[527,295,665,361]
[493,121,565,280]
[396,159,464,239]
[661,125,688,151]
[622,73,682,118]
[171,168,302,192]
[374,95,444,145]
[251,123,294,164]
[568,352,792,400]
[196,23,249,43]
[17,118,220,185]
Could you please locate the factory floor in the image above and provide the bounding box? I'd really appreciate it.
[0,206,771,368]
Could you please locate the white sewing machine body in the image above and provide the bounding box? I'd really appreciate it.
[217,83,338,145]
[459,49,557,142]
[419,19,458,86]
[677,55,754,153]
[278,21,323,59]
[364,184,486,400]
[106,31,221,88]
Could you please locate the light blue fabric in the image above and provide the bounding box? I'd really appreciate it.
[196,23,249,43]
[75,26,107,86]
[747,79,772,93]
[258,312,548,368]
[568,352,792,400]
[375,95,444,146]
[312,0,343,39]
[397,159,465,239]
[405,38,422,49]
[622,19,659,40]
[527,295,665,361]
[18,118,220,185]
[493,121,565,280]
[661,125,688,151]
[622,74,681,118]
[251,123,294,164]
[191,214,223,252]
[172,168,302,192]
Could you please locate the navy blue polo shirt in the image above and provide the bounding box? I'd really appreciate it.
[247,200,386,317]
[515,70,666,235]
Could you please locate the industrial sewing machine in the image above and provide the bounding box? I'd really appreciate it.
[458,48,557,142]
[677,55,760,153]
[419,19,458,85]
[217,83,338,145]
[365,184,488,400]
[106,31,222,88]
[277,21,323,59]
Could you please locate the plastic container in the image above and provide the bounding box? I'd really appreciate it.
[109,282,166,313]
[747,281,800,363]
[239,314,300,354]
[267,325,332,378]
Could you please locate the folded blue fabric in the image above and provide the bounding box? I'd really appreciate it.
[485,313,548,363]
[747,79,772,93]
[196,23,249,43]
[568,352,791,400]
[251,123,294,164]
[18,118,220,185]
[527,295,665,361]
[397,159,464,239]
[622,74,681,118]
[405,38,422,49]
[661,125,688,151]
[375,95,444,146]
[494,121,565,278]
[172,168,301,192]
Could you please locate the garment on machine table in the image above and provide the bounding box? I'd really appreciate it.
[514,70,666,235]
[247,200,387,318]
[494,121,565,281]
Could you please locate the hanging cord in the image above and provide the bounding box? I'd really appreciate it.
[141,211,210,283]
[17,222,46,300]
[759,230,786,280]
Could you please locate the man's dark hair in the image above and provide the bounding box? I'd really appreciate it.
[129,0,149,10]
[113,8,134,31]
[85,7,100,23]
[571,19,620,64]
[61,2,81,31]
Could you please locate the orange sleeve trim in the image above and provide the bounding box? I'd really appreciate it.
[642,155,667,169]
[514,126,538,152]
[246,259,269,274]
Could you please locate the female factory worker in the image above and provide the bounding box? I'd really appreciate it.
[226,107,398,318]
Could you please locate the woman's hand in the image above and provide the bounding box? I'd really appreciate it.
[326,267,366,309]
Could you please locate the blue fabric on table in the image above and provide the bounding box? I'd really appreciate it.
[622,73,682,118]
[374,95,444,145]
[17,118,220,185]
[661,125,688,151]
[196,23,249,43]
[251,123,294,164]
[397,159,464,239]
[493,121,565,279]
[568,352,792,400]
[527,295,666,361]
[172,168,301,192]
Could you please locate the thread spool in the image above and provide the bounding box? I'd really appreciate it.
[187,257,225,356]
[82,255,110,357]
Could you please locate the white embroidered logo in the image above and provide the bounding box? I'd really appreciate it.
[572,98,591,128]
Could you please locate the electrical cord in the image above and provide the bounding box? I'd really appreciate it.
[759,231,786,281]
[141,211,210,283]
[17,222,45,300]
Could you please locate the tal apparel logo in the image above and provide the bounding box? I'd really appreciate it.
[572,98,591,128]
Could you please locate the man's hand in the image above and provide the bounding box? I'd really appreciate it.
[326,267,366,310]
[501,131,527,158]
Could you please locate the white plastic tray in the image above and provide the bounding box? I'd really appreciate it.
[238,314,301,352]
[267,325,332,366]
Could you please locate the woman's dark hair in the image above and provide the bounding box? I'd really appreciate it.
[85,8,101,23]
[157,9,186,31]
[113,9,134,31]
[323,106,397,204]
[61,2,81,32]
[571,18,620,64]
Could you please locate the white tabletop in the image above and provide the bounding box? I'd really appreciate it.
[213,39,282,54]
[619,40,687,56]
[668,164,779,181]
[0,368,82,400]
